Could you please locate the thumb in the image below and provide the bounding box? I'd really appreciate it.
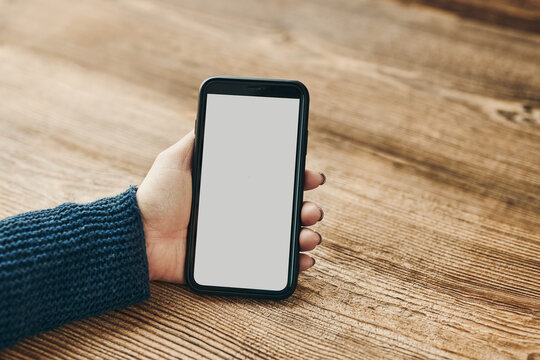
[157,130,195,171]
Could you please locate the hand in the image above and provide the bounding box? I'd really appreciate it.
[136,130,326,283]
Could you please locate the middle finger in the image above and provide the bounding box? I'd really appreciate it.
[301,201,323,226]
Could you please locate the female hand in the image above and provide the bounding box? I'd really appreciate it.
[136,130,325,283]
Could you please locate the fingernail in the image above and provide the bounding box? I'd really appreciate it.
[320,172,326,185]
[312,257,316,266]
[318,208,324,221]
[316,231,322,245]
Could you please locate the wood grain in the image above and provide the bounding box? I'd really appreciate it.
[399,0,540,33]
[0,0,539,359]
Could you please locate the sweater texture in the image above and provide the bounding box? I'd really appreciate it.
[0,187,150,349]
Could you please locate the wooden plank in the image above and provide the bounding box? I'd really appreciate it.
[399,0,540,33]
[0,0,539,359]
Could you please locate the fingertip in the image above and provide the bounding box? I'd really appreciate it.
[301,201,324,226]
[299,228,322,251]
[304,169,326,190]
[299,254,316,271]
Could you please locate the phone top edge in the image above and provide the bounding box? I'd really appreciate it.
[201,75,307,85]
[200,76,309,101]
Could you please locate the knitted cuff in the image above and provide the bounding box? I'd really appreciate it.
[0,187,150,349]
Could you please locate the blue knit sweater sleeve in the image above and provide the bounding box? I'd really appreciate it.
[0,187,150,349]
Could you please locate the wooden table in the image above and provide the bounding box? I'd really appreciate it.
[1,0,539,359]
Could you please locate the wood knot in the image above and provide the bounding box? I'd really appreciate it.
[497,104,539,125]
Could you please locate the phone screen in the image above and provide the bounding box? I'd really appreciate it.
[193,93,301,291]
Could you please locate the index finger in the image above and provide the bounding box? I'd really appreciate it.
[304,169,326,190]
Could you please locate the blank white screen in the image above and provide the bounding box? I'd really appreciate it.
[194,94,300,291]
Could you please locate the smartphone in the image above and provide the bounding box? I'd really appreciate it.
[185,77,309,299]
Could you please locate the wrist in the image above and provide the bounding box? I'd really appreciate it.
[142,221,155,281]
[136,190,155,281]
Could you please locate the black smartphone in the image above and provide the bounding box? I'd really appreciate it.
[185,76,309,299]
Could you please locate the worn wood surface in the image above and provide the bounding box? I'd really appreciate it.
[0,0,539,359]
[400,0,540,32]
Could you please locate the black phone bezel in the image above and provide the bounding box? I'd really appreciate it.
[185,76,309,299]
